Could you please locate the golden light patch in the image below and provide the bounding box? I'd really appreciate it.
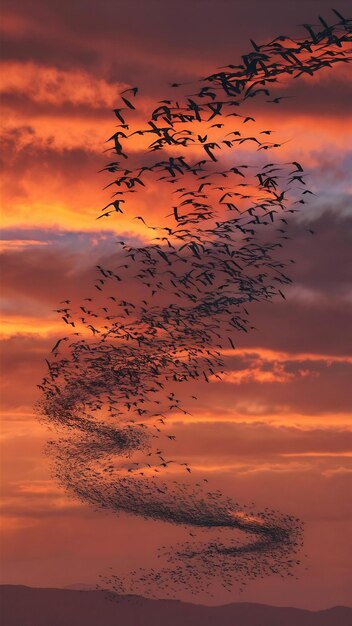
[0,317,64,337]
[221,347,352,365]
[216,365,295,385]
[166,412,352,429]
[0,240,49,251]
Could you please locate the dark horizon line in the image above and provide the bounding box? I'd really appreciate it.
[1,583,351,612]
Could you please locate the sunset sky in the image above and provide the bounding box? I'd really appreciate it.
[1,0,351,609]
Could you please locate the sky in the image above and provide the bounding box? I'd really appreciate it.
[0,0,351,609]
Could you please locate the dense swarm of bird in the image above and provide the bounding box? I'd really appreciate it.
[37,11,352,599]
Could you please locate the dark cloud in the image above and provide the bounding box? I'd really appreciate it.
[180,356,352,416]
[238,298,352,356]
[240,73,352,117]
[0,94,115,119]
[2,1,352,92]
[169,420,352,460]
[0,232,145,308]
[265,209,352,295]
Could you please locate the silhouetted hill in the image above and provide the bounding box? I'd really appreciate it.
[1,585,351,626]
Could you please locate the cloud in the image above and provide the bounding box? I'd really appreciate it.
[167,420,352,460]
[1,0,352,107]
[200,355,352,415]
[1,205,351,350]
[0,62,127,108]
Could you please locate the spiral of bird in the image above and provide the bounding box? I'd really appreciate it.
[37,10,352,599]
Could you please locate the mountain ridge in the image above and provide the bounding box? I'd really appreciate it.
[1,585,351,626]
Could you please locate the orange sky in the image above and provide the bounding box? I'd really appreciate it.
[0,0,351,609]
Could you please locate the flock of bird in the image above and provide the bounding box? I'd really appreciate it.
[38,10,352,599]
